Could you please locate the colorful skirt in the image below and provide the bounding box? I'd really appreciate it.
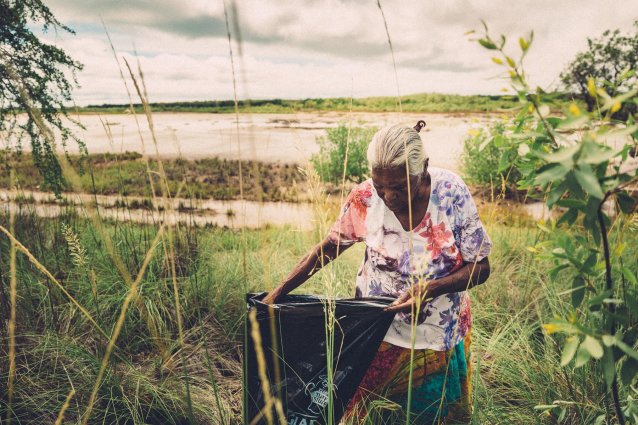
[344,329,472,424]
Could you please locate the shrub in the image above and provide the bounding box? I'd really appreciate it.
[310,124,377,184]
[460,121,525,198]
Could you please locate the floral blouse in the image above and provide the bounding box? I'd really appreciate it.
[328,167,492,351]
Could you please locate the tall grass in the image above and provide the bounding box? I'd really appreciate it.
[2,193,635,423]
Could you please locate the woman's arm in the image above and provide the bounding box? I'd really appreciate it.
[386,257,490,312]
[262,238,352,304]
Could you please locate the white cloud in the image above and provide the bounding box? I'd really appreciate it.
[39,0,638,104]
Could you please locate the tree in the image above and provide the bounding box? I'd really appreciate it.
[560,21,638,117]
[1,0,83,194]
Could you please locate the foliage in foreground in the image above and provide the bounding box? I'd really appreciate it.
[0,202,636,423]
[473,22,638,424]
[0,0,84,195]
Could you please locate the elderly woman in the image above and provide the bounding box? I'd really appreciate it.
[263,123,492,424]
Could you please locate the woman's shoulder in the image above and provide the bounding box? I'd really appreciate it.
[345,179,374,210]
[430,167,470,193]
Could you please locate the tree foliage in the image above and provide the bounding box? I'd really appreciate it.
[560,21,638,117]
[1,0,84,194]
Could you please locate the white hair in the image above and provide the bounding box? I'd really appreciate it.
[367,124,428,176]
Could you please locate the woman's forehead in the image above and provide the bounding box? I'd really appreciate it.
[371,166,411,183]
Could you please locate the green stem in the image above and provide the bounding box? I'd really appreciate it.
[597,204,625,425]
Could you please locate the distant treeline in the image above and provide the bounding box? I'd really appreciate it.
[78,92,578,114]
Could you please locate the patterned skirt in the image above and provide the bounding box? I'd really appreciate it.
[344,329,472,425]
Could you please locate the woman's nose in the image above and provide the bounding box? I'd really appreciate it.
[384,192,397,203]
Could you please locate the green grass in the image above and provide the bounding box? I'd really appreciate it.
[75,92,576,115]
[1,152,306,202]
[0,200,634,423]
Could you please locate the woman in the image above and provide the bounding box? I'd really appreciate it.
[263,122,492,424]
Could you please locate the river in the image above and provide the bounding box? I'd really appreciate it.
[62,111,497,172]
[5,111,635,228]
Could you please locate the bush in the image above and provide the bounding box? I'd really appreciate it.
[310,124,377,184]
[460,121,524,197]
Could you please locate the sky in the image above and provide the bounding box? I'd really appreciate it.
[41,0,638,105]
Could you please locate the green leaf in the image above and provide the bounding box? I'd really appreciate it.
[589,290,613,311]
[572,276,586,307]
[498,151,513,173]
[547,185,566,207]
[535,164,570,186]
[479,39,498,50]
[621,357,638,385]
[601,347,616,389]
[617,191,636,214]
[561,336,580,366]
[622,267,638,286]
[574,168,604,199]
[549,264,569,281]
[546,117,562,128]
[579,141,615,165]
[556,199,586,209]
[582,335,604,359]
[558,408,567,422]
[575,344,591,367]
[534,144,579,164]
[582,252,598,273]
[615,339,638,361]
[557,208,579,226]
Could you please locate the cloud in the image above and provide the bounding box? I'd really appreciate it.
[39,0,638,104]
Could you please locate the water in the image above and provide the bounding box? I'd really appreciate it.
[0,189,315,230]
[7,111,636,228]
[63,111,496,172]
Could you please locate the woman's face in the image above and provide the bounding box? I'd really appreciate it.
[371,165,421,214]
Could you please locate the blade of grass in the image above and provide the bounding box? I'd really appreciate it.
[7,168,16,425]
[80,224,166,424]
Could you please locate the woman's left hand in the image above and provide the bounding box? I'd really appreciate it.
[385,282,433,313]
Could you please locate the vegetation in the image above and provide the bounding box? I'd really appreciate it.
[1,152,306,202]
[460,120,524,199]
[76,92,573,115]
[310,124,377,185]
[473,23,638,423]
[0,0,84,195]
[0,197,636,423]
[561,21,638,117]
